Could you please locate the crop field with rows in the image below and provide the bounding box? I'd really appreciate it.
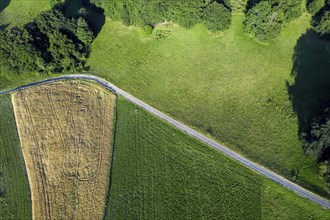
[107,97,330,219]
[12,80,116,220]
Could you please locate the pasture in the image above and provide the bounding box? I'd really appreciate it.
[89,14,330,197]
[12,80,116,219]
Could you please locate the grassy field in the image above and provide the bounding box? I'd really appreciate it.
[88,14,330,197]
[12,80,116,219]
[106,97,329,219]
[0,0,50,28]
[0,94,31,219]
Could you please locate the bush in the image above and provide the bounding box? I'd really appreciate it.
[143,25,153,35]
[153,27,173,40]
[203,2,232,31]
[243,1,283,42]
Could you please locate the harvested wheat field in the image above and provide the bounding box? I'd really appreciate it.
[12,80,116,220]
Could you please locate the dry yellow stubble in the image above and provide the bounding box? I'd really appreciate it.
[12,80,116,220]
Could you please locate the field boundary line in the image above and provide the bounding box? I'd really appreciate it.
[1,74,330,209]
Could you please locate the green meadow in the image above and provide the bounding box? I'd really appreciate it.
[88,13,330,197]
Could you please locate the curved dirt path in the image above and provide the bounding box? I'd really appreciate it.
[1,74,330,209]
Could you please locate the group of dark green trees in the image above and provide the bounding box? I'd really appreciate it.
[0,2,96,74]
[91,0,330,42]
[243,0,330,42]
[302,108,330,159]
[308,0,330,40]
[93,0,232,31]
[243,0,303,42]
[301,108,330,185]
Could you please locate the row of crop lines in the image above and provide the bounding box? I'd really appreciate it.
[48,85,103,181]
[43,83,110,219]
[47,86,93,218]
[12,81,113,220]
[148,116,263,219]
[0,94,31,220]
[107,97,263,219]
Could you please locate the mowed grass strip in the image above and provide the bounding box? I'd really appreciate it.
[89,14,330,197]
[12,80,116,220]
[0,94,31,220]
[106,97,330,219]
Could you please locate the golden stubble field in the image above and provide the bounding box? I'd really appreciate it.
[12,80,116,220]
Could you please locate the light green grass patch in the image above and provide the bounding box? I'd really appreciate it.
[88,14,330,197]
[0,0,50,28]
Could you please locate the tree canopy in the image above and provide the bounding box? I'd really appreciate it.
[310,0,330,40]
[243,0,303,42]
[243,1,283,42]
[0,3,99,74]
[302,108,330,162]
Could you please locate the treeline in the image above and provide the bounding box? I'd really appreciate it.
[0,2,98,74]
[93,0,232,31]
[243,0,330,42]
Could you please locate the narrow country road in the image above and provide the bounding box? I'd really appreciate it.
[1,74,330,209]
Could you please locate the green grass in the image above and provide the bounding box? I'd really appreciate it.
[0,94,31,219]
[0,0,50,28]
[106,97,330,219]
[0,71,59,92]
[88,13,330,197]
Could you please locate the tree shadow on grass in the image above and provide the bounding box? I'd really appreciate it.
[245,0,262,12]
[0,0,10,13]
[60,0,105,37]
[0,0,10,30]
[287,29,330,197]
[287,29,330,134]
[0,23,9,30]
